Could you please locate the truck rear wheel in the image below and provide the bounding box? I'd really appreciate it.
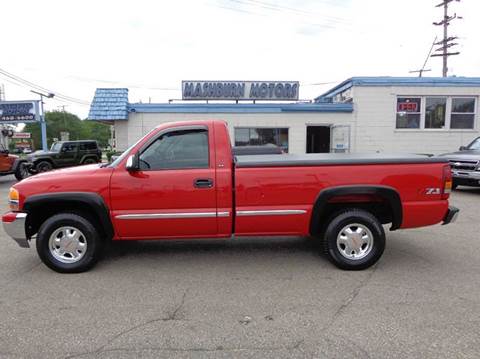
[323,209,385,270]
[36,213,102,273]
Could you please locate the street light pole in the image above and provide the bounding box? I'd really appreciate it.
[31,90,54,151]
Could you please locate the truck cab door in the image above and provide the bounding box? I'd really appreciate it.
[110,126,218,239]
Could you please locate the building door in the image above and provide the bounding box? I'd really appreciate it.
[306,126,331,153]
[330,125,351,153]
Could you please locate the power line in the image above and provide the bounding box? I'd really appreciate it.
[221,0,353,30]
[431,0,462,77]
[0,67,90,105]
[410,36,437,77]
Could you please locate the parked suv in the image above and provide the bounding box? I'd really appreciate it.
[0,144,30,180]
[439,136,480,189]
[27,140,102,172]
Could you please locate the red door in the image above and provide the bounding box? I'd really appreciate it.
[110,127,218,239]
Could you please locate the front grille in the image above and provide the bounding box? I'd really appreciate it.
[449,160,479,171]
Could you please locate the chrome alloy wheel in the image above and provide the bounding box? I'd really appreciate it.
[48,226,87,264]
[336,223,374,260]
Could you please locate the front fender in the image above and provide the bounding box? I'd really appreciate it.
[23,192,114,239]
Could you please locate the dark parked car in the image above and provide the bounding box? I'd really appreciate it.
[439,136,480,189]
[27,140,102,173]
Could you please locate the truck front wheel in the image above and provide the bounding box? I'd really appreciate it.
[36,213,102,273]
[323,209,385,270]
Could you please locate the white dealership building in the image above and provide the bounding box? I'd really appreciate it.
[88,77,480,155]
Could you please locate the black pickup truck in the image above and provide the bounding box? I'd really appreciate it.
[439,136,480,189]
[27,140,102,172]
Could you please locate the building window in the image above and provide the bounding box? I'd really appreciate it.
[234,127,289,152]
[451,97,475,129]
[396,96,477,130]
[396,97,421,128]
[425,97,446,129]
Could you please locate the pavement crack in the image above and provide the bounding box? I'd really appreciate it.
[64,339,304,358]
[324,263,379,331]
[163,290,187,321]
[65,290,189,359]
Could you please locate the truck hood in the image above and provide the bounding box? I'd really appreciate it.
[14,163,114,203]
[438,150,480,161]
[23,164,107,182]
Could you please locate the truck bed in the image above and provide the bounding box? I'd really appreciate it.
[235,153,448,168]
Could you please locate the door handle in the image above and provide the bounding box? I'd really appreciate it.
[194,178,214,188]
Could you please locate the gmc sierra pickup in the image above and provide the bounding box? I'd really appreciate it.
[2,120,459,273]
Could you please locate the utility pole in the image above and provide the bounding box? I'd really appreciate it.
[58,105,67,131]
[0,85,6,149]
[431,0,462,77]
[31,90,55,151]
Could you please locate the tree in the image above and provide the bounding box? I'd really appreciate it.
[24,110,111,150]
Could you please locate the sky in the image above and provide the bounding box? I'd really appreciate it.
[1,0,479,118]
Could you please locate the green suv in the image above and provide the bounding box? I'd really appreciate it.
[27,140,102,173]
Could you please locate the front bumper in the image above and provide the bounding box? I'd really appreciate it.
[442,206,460,225]
[452,169,480,184]
[2,212,29,248]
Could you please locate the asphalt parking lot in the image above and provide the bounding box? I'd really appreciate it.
[0,175,479,359]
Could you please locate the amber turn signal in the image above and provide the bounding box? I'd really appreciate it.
[8,187,19,211]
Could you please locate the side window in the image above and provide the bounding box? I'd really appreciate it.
[62,143,78,153]
[79,142,97,151]
[139,129,209,170]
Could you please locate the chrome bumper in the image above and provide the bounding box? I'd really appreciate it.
[442,206,459,225]
[452,170,480,180]
[2,212,29,248]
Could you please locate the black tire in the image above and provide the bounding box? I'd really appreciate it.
[322,209,385,270]
[452,181,458,190]
[36,160,53,172]
[14,162,30,181]
[36,213,103,273]
[82,158,97,165]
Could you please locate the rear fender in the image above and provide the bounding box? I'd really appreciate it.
[309,185,403,234]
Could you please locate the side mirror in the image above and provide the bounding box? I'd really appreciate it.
[459,146,467,151]
[125,154,139,171]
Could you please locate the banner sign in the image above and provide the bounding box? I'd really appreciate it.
[0,101,40,123]
[182,81,299,101]
[12,132,31,139]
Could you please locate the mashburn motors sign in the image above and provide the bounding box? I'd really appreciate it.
[182,81,299,101]
[0,101,40,123]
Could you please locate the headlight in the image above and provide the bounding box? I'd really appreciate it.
[9,187,19,211]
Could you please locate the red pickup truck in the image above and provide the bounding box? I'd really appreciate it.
[2,120,458,273]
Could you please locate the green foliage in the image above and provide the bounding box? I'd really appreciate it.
[24,111,111,150]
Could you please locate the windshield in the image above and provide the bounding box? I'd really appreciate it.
[468,137,480,150]
[50,142,62,152]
